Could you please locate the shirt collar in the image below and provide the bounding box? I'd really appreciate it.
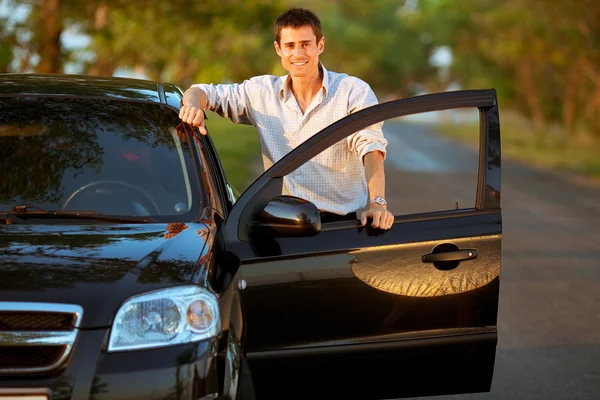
[279,62,329,101]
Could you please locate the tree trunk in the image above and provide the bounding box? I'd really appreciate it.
[88,3,116,76]
[173,53,191,86]
[173,55,200,88]
[94,3,108,29]
[563,66,582,135]
[36,0,63,73]
[89,60,117,77]
[89,49,117,77]
[582,62,600,136]
[591,77,600,136]
[519,61,544,132]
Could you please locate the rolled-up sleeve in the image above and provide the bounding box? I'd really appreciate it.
[345,81,387,161]
[192,80,258,125]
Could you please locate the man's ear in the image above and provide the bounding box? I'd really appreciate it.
[318,36,325,54]
[274,41,281,56]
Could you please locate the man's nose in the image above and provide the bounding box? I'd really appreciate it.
[293,47,305,56]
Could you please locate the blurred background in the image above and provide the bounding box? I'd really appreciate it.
[1,0,599,191]
[2,2,600,399]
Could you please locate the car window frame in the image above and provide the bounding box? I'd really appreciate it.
[224,89,500,244]
[196,127,236,216]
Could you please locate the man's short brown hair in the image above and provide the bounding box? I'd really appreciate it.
[274,8,322,44]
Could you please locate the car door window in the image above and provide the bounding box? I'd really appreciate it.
[384,107,480,216]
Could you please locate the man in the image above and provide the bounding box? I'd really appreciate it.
[179,8,393,230]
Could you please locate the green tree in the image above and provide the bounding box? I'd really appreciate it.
[76,0,288,86]
[0,16,18,72]
[283,0,438,97]
[421,0,600,136]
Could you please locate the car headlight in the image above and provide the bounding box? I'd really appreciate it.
[108,286,220,352]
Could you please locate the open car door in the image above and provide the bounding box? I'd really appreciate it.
[222,90,502,399]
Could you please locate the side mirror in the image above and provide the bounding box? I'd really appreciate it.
[252,195,321,237]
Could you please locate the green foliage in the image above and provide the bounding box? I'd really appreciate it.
[2,0,599,189]
[420,0,600,136]
[204,112,262,194]
[2,0,437,94]
[314,0,435,97]
[0,16,17,72]
[75,0,289,85]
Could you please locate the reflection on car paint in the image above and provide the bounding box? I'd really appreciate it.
[350,234,501,297]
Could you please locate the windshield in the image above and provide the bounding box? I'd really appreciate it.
[0,96,202,222]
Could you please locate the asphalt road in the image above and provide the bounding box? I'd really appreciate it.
[382,121,600,400]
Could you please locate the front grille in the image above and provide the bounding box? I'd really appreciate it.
[0,303,83,373]
[0,311,76,331]
[0,346,66,369]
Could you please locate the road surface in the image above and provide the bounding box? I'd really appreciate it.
[382,121,600,400]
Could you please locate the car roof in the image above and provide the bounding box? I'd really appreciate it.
[0,73,183,106]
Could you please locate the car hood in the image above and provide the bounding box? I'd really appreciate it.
[0,222,212,328]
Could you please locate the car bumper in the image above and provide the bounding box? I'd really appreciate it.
[0,329,221,400]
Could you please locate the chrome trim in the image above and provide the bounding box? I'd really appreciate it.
[0,302,83,374]
[198,395,219,400]
[0,302,83,327]
[0,331,78,346]
[0,387,51,399]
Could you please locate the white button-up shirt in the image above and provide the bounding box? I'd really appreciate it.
[193,64,387,215]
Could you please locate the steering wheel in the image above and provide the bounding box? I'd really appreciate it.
[62,180,161,215]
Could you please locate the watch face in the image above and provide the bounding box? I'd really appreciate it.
[372,197,387,205]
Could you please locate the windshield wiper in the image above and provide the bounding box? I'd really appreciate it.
[2,205,152,223]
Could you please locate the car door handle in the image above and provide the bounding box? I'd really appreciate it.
[422,249,478,263]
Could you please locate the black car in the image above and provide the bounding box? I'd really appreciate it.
[0,74,502,400]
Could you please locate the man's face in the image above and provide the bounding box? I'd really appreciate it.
[274,26,324,78]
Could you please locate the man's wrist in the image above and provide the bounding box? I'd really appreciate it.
[180,100,202,109]
[369,196,387,208]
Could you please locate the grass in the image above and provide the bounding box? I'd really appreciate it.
[436,111,600,181]
[204,111,262,195]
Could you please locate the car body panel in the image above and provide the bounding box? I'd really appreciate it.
[1,74,502,400]
[0,74,236,399]
[0,329,220,400]
[0,221,212,328]
[236,214,501,350]
[222,90,502,399]
[0,74,163,103]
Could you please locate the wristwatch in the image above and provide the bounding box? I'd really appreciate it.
[370,196,387,207]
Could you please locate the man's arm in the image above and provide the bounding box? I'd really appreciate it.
[344,80,392,229]
[181,80,257,130]
[179,87,209,135]
[360,150,394,230]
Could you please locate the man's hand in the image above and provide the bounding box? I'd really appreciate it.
[360,205,393,230]
[179,105,208,135]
